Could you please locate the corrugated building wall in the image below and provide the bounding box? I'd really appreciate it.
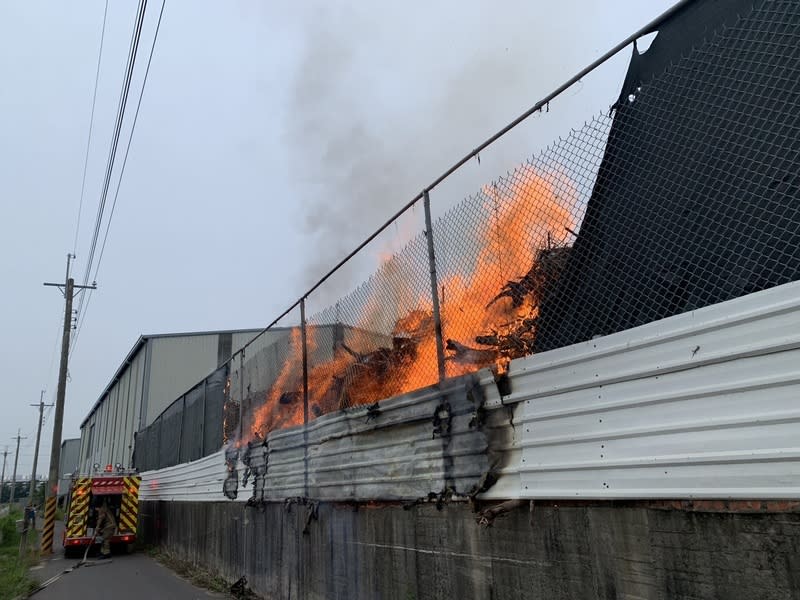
[57,438,81,496]
[145,334,220,424]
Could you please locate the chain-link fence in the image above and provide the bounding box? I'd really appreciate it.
[136,0,800,470]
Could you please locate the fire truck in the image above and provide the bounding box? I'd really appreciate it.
[62,465,141,557]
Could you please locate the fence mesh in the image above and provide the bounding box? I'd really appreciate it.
[305,228,435,414]
[432,121,610,376]
[235,308,304,442]
[135,1,800,468]
[180,383,204,463]
[204,366,228,453]
[134,364,229,471]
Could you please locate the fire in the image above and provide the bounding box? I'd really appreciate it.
[394,169,575,390]
[245,167,576,442]
[248,329,304,438]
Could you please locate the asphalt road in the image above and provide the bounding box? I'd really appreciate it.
[30,551,228,600]
[28,522,227,600]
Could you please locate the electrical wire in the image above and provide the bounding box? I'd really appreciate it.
[73,0,148,340]
[84,0,148,278]
[72,0,167,356]
[72,0,110,256]
[96,0,167,279]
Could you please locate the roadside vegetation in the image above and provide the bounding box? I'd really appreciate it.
[0,510,37,599]
[146,546,257,598]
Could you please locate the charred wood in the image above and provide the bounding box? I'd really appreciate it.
[445,339,498,365]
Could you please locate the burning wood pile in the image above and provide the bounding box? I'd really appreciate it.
[297,242,572,421]
[245,168,578,441]
[446,244,570,368]
[336,244,571,389]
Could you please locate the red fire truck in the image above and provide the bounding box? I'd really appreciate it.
[62,465,141,557]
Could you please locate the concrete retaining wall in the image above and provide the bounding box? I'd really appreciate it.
[139,499,800,599]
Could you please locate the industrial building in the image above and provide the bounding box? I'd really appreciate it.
[77,328,263,473]
[57,438,80,500]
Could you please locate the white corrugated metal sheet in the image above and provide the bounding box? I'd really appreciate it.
[141,374,490,502]
[140,449,243,502]
[479,280,800,500]
[254,374,488,501]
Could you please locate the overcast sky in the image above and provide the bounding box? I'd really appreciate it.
[0,0,673,480]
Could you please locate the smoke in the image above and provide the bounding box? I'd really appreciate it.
[283,3,581,309]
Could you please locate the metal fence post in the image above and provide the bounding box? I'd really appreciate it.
[238,350,245,443]
[423,190,447,382]
[177,396,186,465]
[300,298,310,498]
[201,378,207,456]
[154,415,162,471]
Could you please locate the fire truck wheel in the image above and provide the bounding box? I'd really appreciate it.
[64,546,81,560]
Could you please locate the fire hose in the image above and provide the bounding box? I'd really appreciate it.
[26,531,111,598]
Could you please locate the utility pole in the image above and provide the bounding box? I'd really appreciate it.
[0,447,8,504]
[29,390,53,506]
[10,429,26,506]
[41,254,96,554]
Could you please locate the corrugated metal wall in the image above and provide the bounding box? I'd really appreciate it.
[145,334,219,425]
[57,438,81,495]
[231,330,275,356]
[480,280,800,500]
[258,374,488,501]
[139,449,234,502]
[141,374,490,502]
[79,346,148,472]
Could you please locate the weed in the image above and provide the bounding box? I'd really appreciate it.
[0,512,36,599]
[149,548,235,595]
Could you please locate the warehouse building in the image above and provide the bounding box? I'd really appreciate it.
[57,438,81,500]
[77,329,264,473]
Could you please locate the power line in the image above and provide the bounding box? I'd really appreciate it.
[96,0,167,280]
[84,0,147,278]
[73,0,148,337]
[72,0,167,357]
[73,0,110,255]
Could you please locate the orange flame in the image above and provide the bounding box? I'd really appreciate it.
[248,328,304,438]
[245,167,576,442]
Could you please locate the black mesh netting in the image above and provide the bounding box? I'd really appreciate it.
[134,364,229,471]
[535,0,800,350]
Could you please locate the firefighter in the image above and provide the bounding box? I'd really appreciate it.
[95,499,117,559]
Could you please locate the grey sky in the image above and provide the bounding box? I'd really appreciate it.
[0,0,673,479]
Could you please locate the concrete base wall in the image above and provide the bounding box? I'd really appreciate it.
[139,500,800,600]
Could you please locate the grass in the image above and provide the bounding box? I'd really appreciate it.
[148,548,236,596]
[0,511,37,599]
